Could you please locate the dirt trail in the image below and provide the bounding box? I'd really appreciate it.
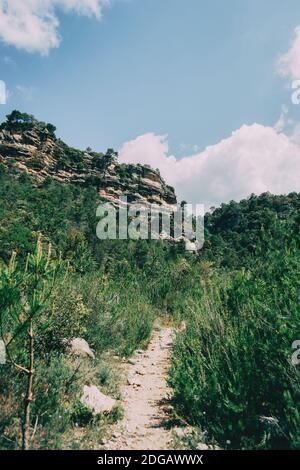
[104,327,175,450]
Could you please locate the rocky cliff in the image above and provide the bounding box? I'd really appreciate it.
[0,113,177,210]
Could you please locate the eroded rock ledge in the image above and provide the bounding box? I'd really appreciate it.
[0,120,177,211]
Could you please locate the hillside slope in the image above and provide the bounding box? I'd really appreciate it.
[0,111,299,451]
[0,111,176,210]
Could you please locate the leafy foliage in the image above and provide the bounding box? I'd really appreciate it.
[0,126,300,449]
[203,192,300,268]
[170,196,300,449]
[1,110,56,135]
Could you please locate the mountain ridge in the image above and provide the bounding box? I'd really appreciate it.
[0,111,177,211]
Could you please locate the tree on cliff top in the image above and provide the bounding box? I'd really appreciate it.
[3,111,56,136]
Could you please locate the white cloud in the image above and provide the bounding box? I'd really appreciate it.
[119,123,300,208]
[278,25,300,80]
[119,20,300,207]
[289,122,300,145]
[3,55,15,64]
[16,84,36,100]
[274,104,289,133]
[0,0,110,55]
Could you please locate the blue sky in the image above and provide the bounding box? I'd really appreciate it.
[1,0,300,206]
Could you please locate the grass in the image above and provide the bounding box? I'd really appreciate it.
[0,256,156,450]
[169,249,300,449]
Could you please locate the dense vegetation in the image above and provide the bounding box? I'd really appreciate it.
[0,138,299,449]
[0,166,186,449]
[0,110,57,135]
[171,246,300,449]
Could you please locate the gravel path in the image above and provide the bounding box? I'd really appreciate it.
[104,327,175,450]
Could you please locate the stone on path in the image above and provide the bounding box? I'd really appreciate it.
[69,338,95,359]
[81,385,116,415]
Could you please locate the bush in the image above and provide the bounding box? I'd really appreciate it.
[37,278,91,354]
[169,249,300,449]
[81,274,156,356]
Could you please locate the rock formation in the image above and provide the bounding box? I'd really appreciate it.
[0,116,177,211]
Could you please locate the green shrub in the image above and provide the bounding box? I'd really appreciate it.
[71,401,94,427]
[170,249,300,449]
[37,279,91,354]
[81,274,156,356]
